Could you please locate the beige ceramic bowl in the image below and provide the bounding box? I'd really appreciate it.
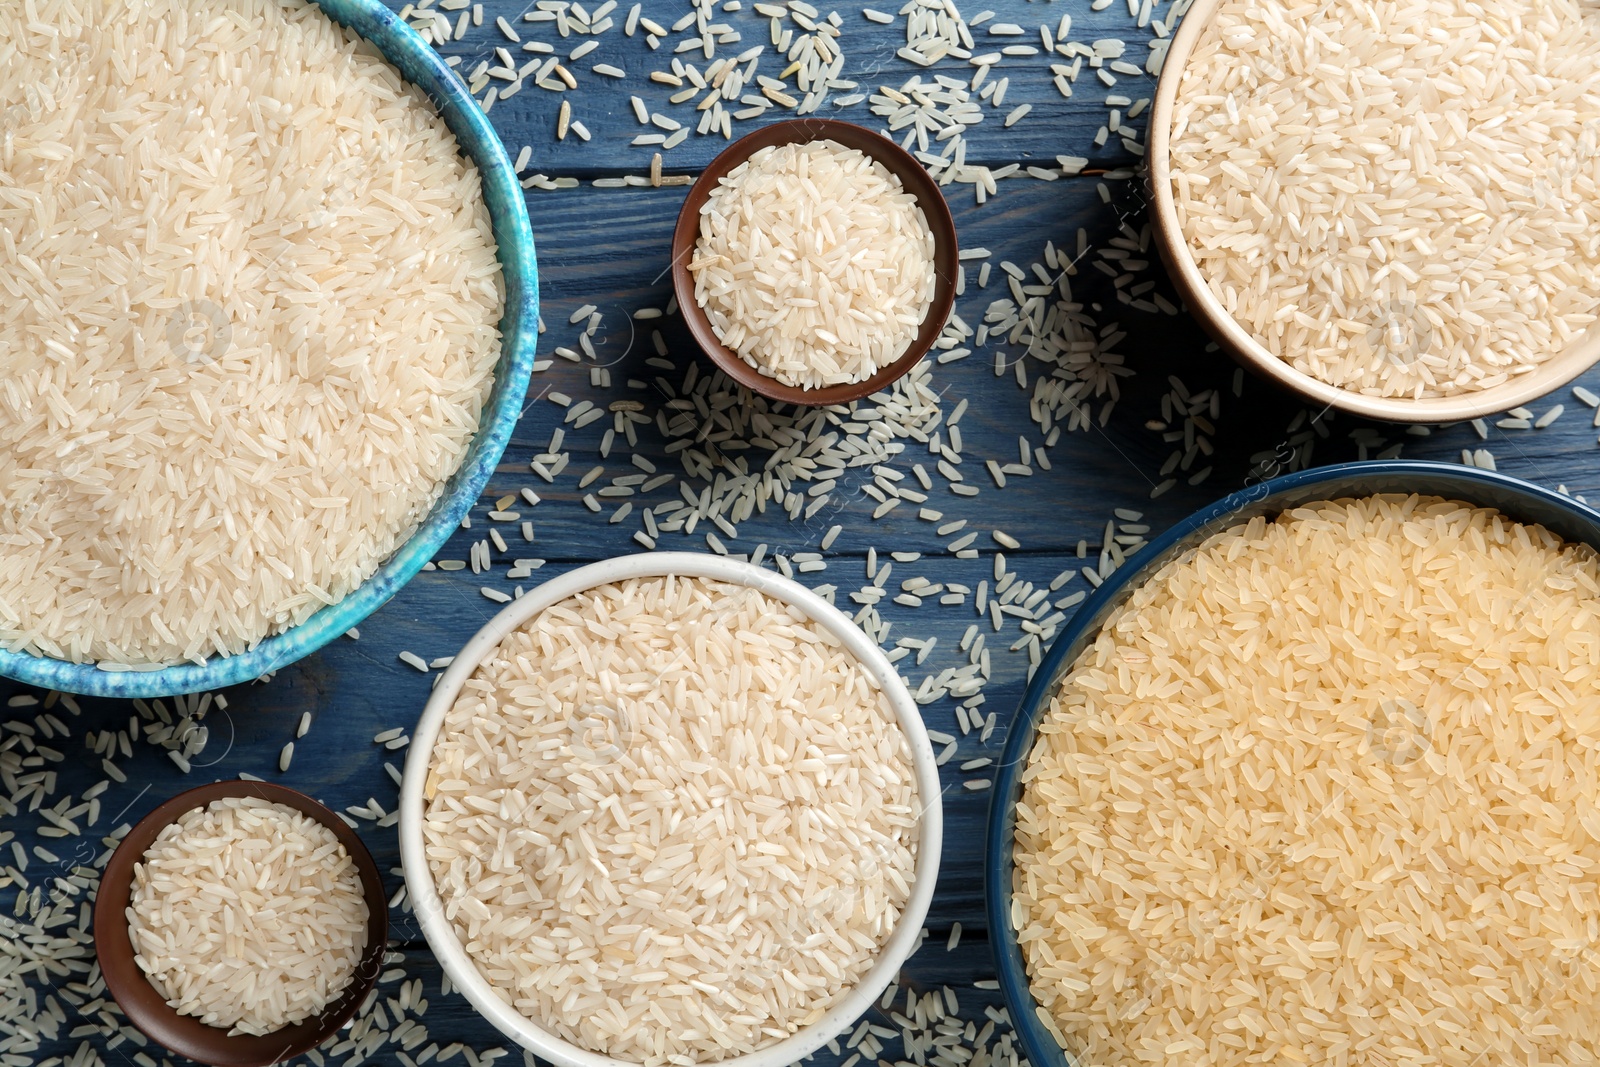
[1146,0,1600,424]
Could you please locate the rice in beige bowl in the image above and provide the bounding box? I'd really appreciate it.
[1014,495,1600,1065]
[422,574,920,1066]
[0,0,502,666]
[1170,0,1600,398]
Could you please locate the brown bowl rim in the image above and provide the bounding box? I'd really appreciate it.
[1146,0,1600,424]
[93,780,389,1067]
[670,117,960,407]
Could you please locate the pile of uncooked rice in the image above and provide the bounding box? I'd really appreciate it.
[127,796,369,1036]
[0,0,503,665]
[1169,0,1600,398]
[422,575,919,1065]
[690,139,937,390]
[1013,495,1600,1065]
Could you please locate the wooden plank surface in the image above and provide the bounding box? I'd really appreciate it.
[6,0,1600,1066]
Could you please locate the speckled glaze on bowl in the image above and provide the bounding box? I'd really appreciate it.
[984,460,1600,1067]
[0,0,539,699]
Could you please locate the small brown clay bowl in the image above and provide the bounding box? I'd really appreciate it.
[94,780,388,1067]
[1146,0,1600,424]
[670,118,959,407]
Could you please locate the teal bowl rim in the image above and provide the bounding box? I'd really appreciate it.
[0,0,539,698]
[983,459,1600,1067]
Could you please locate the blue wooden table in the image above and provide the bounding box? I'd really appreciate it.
[5,2,1600,1066]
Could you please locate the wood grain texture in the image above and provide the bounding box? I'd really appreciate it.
[6,0,1600,1065]
[436,0,1161,175]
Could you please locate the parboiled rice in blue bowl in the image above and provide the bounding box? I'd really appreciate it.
[987,460,1600,1067]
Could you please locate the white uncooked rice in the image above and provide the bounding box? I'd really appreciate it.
[0,0,504,664]
[423,575,920,1065]
[1170,0,1600,398]
[127,796,369,1036]
[690,140,936,390]
[1014,495,1600,1065]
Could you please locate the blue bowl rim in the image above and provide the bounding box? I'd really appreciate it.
[983,459,1600,1067]
[0,0,539,698]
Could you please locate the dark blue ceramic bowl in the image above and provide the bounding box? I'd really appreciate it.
[0,0,539,698]
[984,459,1600,1067]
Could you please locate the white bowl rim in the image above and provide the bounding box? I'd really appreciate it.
[1145,0,1600,424]
[399,551,945,1067]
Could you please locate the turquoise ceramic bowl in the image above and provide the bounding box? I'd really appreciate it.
[0,0,539,699]
[985,460,1600,1067]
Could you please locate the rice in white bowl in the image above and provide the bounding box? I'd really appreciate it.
[689,139,936,390]
[0,0,503,665]
[1170,0,1600,398]
[127,797,369,1036]
[1014,495,1600,1065]
[422,574,920,1066]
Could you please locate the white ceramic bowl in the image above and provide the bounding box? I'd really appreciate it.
[398,552,943,1067]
